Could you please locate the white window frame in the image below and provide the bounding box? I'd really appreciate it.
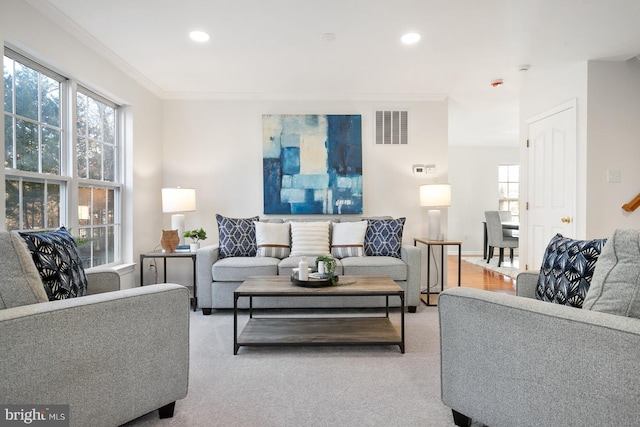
[3,47,123,267]
[498,164,520,221]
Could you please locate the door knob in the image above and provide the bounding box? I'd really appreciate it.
[561,217,571,223]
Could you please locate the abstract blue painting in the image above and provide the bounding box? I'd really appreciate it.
[263,114,362,214]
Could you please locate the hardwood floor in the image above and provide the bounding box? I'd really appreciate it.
[421,255,516,306]
[446,255,516,295]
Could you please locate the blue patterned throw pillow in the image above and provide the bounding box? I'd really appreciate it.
[19,226,88,301]
[364,217,406,258]
[535,233,607,308]
[216,214,259,259]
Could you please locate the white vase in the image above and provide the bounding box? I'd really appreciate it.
[190,242,200,252]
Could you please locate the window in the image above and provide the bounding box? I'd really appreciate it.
[3,48,122,267]
[498,164,519,221]
[75,89,120,267]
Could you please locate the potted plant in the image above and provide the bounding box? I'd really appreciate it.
[184,228,207,252]
[316,255,337,285]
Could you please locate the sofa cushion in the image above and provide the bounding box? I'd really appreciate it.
[0,231,49,310]
[216,214,259,259]
[289,221,331,257]
[364,217,406,258]
[212,256,280,282]
[255,221,290,259]
[583,229,640,318]
[340,256,407,281]
[331,221,367,259]
[535,233,607,308]
[19,227,88,301]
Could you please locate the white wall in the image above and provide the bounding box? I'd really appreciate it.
[448,146,519,255]
[0,1,164,286]
[518,61,588,266]
[586,60,640,236]
[519,59,640,267]
[161,99,449,248]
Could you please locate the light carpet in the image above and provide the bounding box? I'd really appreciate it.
[462,256,521,279]
[122,306,484,427]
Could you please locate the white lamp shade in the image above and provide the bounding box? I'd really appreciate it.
[162,188,196,213]
[420,184,451,207]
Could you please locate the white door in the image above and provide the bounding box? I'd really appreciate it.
[526,101,577,270]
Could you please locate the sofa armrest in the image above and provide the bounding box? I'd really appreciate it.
[439,287,640,427]
[85,267,121,294]
[516,270,539,299]
[0,284,190,427]
[401,245,422,308]
[195,244,219,309]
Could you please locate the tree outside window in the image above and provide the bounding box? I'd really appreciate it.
[3,49,121,268]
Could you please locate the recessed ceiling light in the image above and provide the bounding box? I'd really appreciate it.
[401,32,421,45]
[189,30,210,43]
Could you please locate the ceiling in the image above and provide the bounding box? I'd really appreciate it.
[28,0,640,147]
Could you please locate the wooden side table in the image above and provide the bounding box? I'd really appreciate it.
[413,238,462,306]
[139,252,197,311]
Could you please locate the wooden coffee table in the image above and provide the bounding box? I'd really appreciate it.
[233,275,405,354]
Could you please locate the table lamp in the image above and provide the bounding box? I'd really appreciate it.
[420,184,451,241]
[162,187,196,245]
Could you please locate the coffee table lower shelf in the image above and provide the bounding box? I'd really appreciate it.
[236,317,404,354]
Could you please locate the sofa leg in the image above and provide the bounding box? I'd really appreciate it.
[202,308,212,315]
[408,305,416,313]
[452,409,471,427]
[158,402,176,419]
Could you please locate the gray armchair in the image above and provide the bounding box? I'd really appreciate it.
[438,272,640,427]
[0,231,190,427]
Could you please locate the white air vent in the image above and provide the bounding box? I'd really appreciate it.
[375,110,408,145]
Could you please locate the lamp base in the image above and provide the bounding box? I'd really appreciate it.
[171,214,186,246]
[427,209,443,241]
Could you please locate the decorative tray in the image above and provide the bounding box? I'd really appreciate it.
[291,271,338,287]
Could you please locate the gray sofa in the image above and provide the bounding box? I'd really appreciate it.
[0,231,190,427]
[196,217,421,313]
[439,230,640,427]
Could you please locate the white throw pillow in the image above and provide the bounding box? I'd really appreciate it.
[331,221,367,258]
[254,221,291,259]
[289,221,331,257]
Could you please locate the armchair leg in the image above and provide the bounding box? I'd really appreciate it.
[202,308,212,315]
[452,409,471,427]
[158,401,176,419]
[408,305,416,313]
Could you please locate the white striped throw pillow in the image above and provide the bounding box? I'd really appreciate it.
[289,221,331,257]
[254,221,291,259]
[331,221,367,259]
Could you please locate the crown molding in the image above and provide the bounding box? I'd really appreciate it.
[161,91,448,102]
[26,0,167,98]
[26,1,447,103]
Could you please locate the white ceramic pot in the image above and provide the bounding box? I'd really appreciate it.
[190,242,200,252]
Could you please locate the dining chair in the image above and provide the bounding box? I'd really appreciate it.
[485,211,518,266]
[499,210,514,237]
